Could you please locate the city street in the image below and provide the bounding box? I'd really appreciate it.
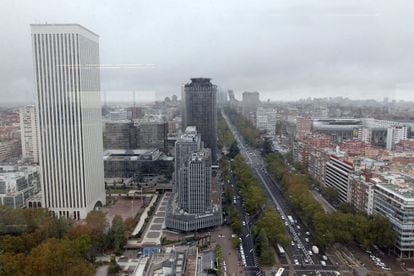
[230,172,261,275]
[222,110,345,276]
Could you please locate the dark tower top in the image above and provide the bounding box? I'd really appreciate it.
[182,78,217,162]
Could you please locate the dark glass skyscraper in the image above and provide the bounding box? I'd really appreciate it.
[182,78,217,162]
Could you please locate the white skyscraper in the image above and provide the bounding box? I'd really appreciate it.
[31,24,105,219]
[20,105,39,163]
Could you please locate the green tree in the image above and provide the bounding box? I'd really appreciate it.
[352,214,370,248]
[321,187,339,203]
[228,141,240,159]
[254,228,274,265]
[111,216,127,252]
[368,214,395,247]
[256,208,290,248]
[262,138,273,155]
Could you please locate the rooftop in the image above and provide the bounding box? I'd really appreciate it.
[375,172,414,199]
[312,118,407,131]
[103,149,162,161]
[30,23,99,41]
[0,165,38,178]
[185,78,215,88]
[179,126,200,142]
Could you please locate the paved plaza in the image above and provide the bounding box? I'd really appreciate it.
[140,192,171,246]
[101,198,144,224]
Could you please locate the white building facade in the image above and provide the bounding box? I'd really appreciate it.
[373,173,414,258]
[20,105,39,163]
[357,127,372,143]
[256,107,277,135]
[386,126,408,150]
[31,24,105,219]
[324,154,353,202]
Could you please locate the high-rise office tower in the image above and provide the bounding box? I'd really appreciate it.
[182,78,217,162]
[174,126,202,209]
[19,105,39,163]
[242,91,260,116]
[216,87,228,108]
[166,127,221,232]
[31,24,105,219]
[185,149,212,213]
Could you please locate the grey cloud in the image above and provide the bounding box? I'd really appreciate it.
[0,0,414,103]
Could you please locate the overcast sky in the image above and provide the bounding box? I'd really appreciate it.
[1,0,414,103]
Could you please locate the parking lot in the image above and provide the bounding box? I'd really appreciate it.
[210,226,245,275]
[344,244,407,274]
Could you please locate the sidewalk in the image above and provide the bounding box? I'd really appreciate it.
[311,190,336,213]
[131,194,158,236]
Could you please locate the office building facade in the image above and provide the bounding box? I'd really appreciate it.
[134,115,168,152]
[31,24,105,219]
[103,149,173,179]
[182,78,217,162]
[103,120,137,149]
[174,126,202,204]
[166,127,221,232]
[242,91,260,117]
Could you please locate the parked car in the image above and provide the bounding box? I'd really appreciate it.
[293,259,300,265]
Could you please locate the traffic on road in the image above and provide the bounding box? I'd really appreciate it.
[222,111,341,276]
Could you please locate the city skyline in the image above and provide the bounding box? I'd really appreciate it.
[2,1,414,274]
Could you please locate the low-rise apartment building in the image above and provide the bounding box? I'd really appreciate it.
[348,172,375,215]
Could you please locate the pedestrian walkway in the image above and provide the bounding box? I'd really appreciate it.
[129,192,171,247]
[311,191,336,213]
[131,194,158,236]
